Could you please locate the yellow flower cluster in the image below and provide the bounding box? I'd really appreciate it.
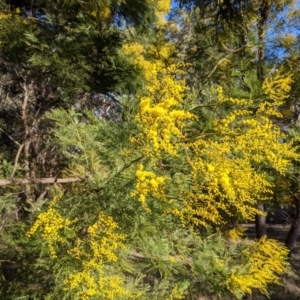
[123,42,154,82]
[179,112,297,228]
[256,102,283,117]
[88,0,127,21]
[226,227,247,240]
[87,212,126,263]
[219,109,249,129]
[167,284,186,299]
[125,36,297,231]
[157,83,297,229]
[68,212,125,263]
[123,20,197,159]
[216,88,298,174]
[179,158,271,227]
[0,14,11,21]
[131,164,167,212]
[124,2,297,255]
[26,207,71,258]
[65,269,129,300]
[217,87,254,106]
[226,237,289,297]
[90,5,111,20]
[125,42,195,157]
[150,0,172,26]
[262,70,293,105]
[64,212,128,299]
[129,73,298,230]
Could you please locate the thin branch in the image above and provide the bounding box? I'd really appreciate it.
[10,143,25,178]
[0,127,21,147]
[204,57,230,82]
[0,177,84,187]
[21,82,32,196]
[127,251,191,264]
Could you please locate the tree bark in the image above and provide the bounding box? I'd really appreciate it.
[255,202,267,239]
[285,197,300,251]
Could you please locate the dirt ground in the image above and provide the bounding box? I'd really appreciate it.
[242,224,300,300]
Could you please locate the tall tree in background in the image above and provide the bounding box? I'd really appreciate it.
[0,0,154,211]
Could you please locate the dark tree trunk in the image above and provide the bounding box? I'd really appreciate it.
[254,1,270,240]
[285,197,300,251]
[256,0,270,83]
[255,203,267,239]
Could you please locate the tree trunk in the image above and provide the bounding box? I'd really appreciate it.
[256,0,270,82]
[255,202,267,239]
[254,1,270,240]
[285,197,300,251]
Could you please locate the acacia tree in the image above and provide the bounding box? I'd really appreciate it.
[8,1,296,299]
[1,1,300,299]
[174,0,300,240]
[275,31,300,251]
